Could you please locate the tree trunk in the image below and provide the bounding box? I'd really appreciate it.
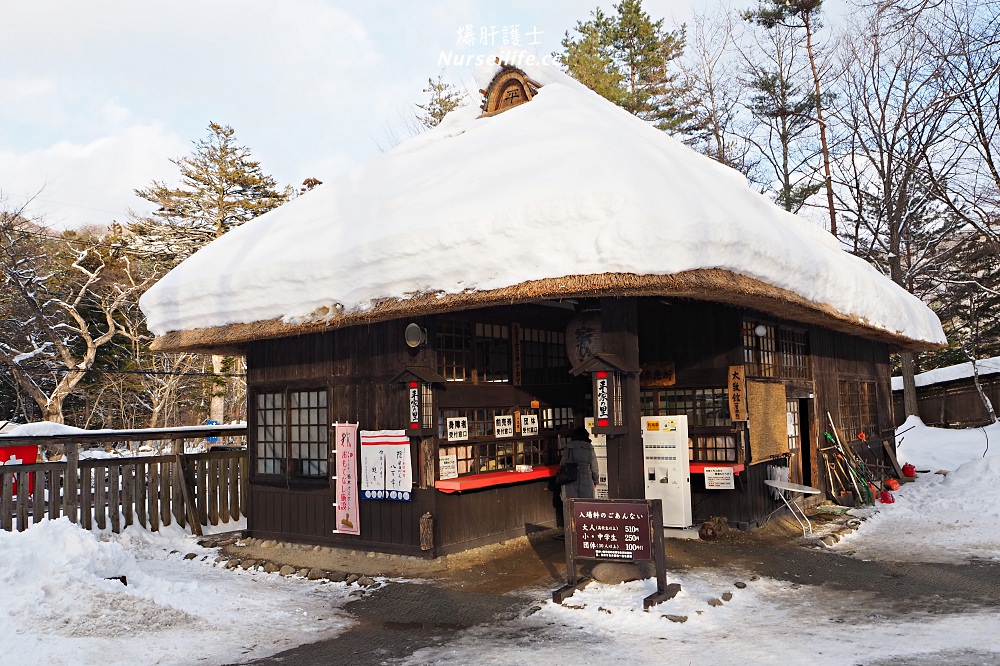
[900,351,920,418]
[210,355,226,424]
[803,17,836,237]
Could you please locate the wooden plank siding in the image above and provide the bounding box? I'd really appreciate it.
[891,374,1000,428]
[244,299,900,552]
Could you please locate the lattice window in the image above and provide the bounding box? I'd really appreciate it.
[439,407,561,475]
[743,320,777,377]
[256,392,285,475]
[436,320,472,381]
[641,387,738,462]
[743,319,810,379]
[786,399,801,451]
[690,434,739,462]
[289,389,328,477]
[779,329,810,379]
[838,380,878,442]
[254,388,328,479]
[475,322,511,383]
[521,327,569,385]
[640,388,731,427]
[542,406,574,430]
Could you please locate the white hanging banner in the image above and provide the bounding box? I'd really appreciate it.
[333,423,360,535]
[361,430,413,501]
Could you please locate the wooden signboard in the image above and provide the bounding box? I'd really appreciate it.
[728,365,748,422]
[554,498,679,609]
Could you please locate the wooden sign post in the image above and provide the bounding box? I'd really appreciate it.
[554,498,678,609]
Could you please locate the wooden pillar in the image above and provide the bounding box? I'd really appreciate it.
[600,297,643,499]
[63,443,79,524]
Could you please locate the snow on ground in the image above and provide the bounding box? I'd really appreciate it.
[0,520,353,666]
[2,416,996,665]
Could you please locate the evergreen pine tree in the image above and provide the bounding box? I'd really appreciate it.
[129,123,290,426]
[132,122,290,262]
[560,0,697,134]
[743,0,836,234]
[416,74,466,129]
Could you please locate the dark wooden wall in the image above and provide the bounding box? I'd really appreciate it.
[246,308,573,556]
[245,299,898,550]
[892,375,1000,428]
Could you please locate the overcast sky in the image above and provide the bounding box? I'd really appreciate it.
[1,1,843,230]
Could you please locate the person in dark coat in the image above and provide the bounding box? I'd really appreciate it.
[560,426,600,500]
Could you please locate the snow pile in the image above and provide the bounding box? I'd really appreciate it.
[0,519,353,665]
[894,415,998,471]
[829,416,1000,563]
[140,51,944,347]
[891,354,1000,390]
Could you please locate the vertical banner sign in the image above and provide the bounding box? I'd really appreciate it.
[334,423,360,535]
[408,382,420,429]
[595,371,610,427]
[361,430,413,501]
[728,365,748,422]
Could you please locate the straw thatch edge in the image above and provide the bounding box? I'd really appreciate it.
[149,269,943,355]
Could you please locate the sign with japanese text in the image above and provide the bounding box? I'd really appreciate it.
[595,371,610,426]
[494,414,514,438]
[572,500,653,562]
[408,382,420,429]
[333,423,360,535]
[439,454,458,480]
[360,430,413,501]
[520,413,539,436]
[446,416,469,442]
[728,365,748,422]
[704,466,736,490]
[556,499,674,610]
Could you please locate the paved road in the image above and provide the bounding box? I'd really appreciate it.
[233,517,1000,665]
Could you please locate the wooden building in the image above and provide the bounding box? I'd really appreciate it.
[892,357,1000,428]
[140,58,945,556]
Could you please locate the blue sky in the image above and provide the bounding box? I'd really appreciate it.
[0,1,841,229]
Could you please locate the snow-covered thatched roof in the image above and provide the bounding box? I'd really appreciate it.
[140,53,946,354]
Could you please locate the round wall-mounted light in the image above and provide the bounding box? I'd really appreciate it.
[753,323,768,338]
[404,322,427,348]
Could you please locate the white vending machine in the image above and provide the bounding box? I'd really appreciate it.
[641,415,692,528]
[585,417,609,499]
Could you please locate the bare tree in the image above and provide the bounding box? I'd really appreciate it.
[833,2,971,416]
[920,0,1000,243]
[0,203,149,423]
[734,15,829,211]
[681,4,757,176]
[744,0,839,233]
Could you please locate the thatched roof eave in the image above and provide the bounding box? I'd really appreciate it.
[149,269,944,356]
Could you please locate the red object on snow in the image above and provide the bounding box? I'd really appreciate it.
[879,489,895,504]
[0,445,39,495]
[902,463,916,478]
[885,478,900,491]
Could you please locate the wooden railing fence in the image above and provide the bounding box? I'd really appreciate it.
[0,425,248,535]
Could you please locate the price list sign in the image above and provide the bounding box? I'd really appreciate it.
[555,498,676,609]
[572,500,652,561]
